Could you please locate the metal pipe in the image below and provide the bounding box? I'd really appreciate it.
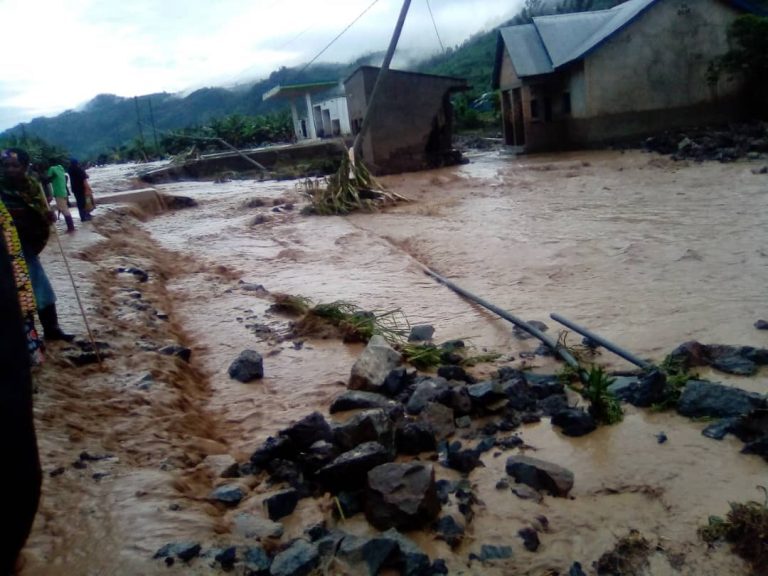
[550,313,652,369]
[422,267,582,371]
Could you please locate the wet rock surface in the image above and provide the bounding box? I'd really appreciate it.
[364,462,441,530]
[506,456,575,497]
[228,349,264,382]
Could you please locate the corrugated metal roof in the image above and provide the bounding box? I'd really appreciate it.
[533,0,656,68]
[499,25,553,77]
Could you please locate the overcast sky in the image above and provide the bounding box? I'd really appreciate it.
[0,0,525,130]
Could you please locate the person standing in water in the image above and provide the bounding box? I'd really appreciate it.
[44,160,76,232]
[1,148,74,341]
[67,158,92,222]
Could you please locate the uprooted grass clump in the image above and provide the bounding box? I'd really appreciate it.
[299,152,407,215]
[579,365,623,425]
[595,529,652,575]
[699,487,768,573]
[651,354,698,411]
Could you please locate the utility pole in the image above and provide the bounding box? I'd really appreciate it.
[148,96,160,154]
[133,96,147,159]
[352,0,411,163]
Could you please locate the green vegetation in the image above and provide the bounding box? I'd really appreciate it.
[651,354,697,412]
[580,365,623,425]
[700,487,768,573]
[0,132,69,165]
[708,14,768,118]
[402,343,445,370]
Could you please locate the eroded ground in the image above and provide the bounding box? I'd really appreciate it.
[21,150,768,575]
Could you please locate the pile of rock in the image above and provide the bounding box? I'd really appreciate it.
[642,123,768,163]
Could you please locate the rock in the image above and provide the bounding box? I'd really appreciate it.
[281,411,333,449]
[233,513,284,539]
[406,378,450,415]
[382,367,409,396]
[349,335,402,393]
[732,409,768,443]
[569,561,588,576]
[435,479,455,504]
[518,527,540,552]
[496,478,510,490]
[370,529,431,576]
[420,402,456,441]
[473,544,513,561]
[506,456,574,497]
[266,459,302,485]
[667,341,709,370]
[551,408,597,437]
[434,516,464,548]
[608,370,666,407]
[702,418,738,440]
[153,542,201,562]
[250,435,296,468]
[270,539,319,576]
[431,559,449,574]
[365,463,441,530]
[677,380,765,419]
[315,530,346,559]
[395,420,437,454]
[512,484,543,503]
[228,349,264,382]
[467,380,505,405]
[316,441,393,492]
[158,344,191,362]
[710,354,757,376]
[446,445,483,474]
[162,195,198,209]
[538,394,570,416]
[334,490,363,518]
[243,545,271,575]
[209,484,246,505]
[213,547,237,570]
[117,266,149,283]
[336,534,397,575]
[437,365,475,383]
[448,386,473,415]
[455,415,472,429]
[298,440,338,473]
[741,438,768,460]
[497,435,523,450]
[264,489,299,521]
[333,409,394,452]
[408,325,435,342]
[304,523,328,542]
[523,373,563,399]
[329,390,394,413]
[755,319,768,330]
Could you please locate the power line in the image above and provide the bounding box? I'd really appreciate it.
[294,0,381,78]
[425,0,444,52]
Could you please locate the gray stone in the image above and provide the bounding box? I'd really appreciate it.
[200,454,239,478]
[209,484,246,505]
[408,325,435,342]
[395,420,437,455]
[466,380,505,405]
[228,349,264,382]
[333,409,394,452]
[365,462,441,530]
[608,370,666,407]
[158,344,191,362]
[349,335,402,392]
[434,515,464,548]
[755,319,768,330]
[280,411,332,449]
[437,365,475,383]
[420,402,455,441]
[243,545,271,575]
[506,455,574,497]
[475,544,513,561]
[336,534,397,575]
[702,418,739,440]
[455,415,472,429]
[270,539,318,576]
[329,390,395,413]
[511,484,543,503]
[406,378,449,415]
[551,408,597,437]
[370,529,431,576]
[523,373,563,399]
[316,441,393,492]
[677,380,765,419]
[233,513,284,539]
[153,542,201,562]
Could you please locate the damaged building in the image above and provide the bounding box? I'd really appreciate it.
[492,0,767,152]
[344,66,469,175]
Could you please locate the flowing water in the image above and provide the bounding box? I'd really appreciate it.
[21,150,768,575]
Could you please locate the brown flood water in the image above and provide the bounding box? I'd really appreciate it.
[22,150,768,575]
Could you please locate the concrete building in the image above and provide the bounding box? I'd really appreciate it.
[492,0,766,151]
[263,81,351,141]
[344,66,469,174]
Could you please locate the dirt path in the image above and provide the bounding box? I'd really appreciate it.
[20,150,768,575]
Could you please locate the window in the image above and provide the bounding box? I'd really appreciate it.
[530,99,540,120]
[563,92,572,115]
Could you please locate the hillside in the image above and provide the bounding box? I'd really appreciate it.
[3,0,762,159]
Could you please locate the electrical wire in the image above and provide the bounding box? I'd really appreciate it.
[425,0,445,52]
[294,0,381,77]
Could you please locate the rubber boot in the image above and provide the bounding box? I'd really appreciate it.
[64,215,75,233]
[38,304,75,342]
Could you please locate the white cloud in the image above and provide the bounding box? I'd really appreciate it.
[0,0,523,130]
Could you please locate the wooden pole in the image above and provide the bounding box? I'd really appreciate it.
[352,0,412,163]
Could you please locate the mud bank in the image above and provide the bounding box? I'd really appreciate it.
[21,150,768,575]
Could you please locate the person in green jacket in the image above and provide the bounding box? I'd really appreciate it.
[44,160,75,232]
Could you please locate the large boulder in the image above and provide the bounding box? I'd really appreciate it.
[406,378,451,415]
[333,409,395,452]
[677,380,765,419]
[506,455,574,497]
[280,412,333,449]
[228,349,264,382]
[551,408,597,437]
[329,390,395,413]
[365,463,441,530]
[608,370,667,407]
[270,539,319,576]
[349,335,402,393]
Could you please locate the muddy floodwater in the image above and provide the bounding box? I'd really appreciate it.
[22,150,768,575]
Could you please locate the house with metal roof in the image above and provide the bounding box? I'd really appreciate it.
[492,0,766,151]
